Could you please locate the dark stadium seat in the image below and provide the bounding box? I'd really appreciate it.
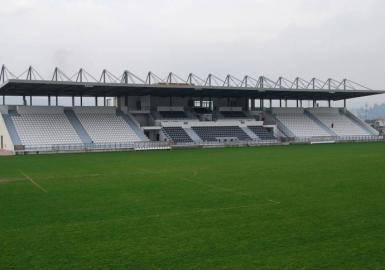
[192,126,251,142]
[162,127,193,143]
[248,126,276,140]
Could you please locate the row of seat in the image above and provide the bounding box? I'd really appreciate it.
[11,114,82,146]
[74,112,142,144]
[308,109,369,136]
[162,127,193,143]
[192,126,251,142]
[248,126,276,140]
[273,108,330,137]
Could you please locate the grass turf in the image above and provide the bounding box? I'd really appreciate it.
[1,142,385,269]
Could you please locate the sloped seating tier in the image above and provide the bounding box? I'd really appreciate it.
[248,126,276,140]
[11,108,82,146]
[162,127,193,143]
[73,107,142,143]
[308,108,369,136]
[192,126,251,142]
[272,108,330,137]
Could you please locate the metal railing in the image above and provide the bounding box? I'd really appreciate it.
[13,135,385,155]
[15,141,171,154]
[288,135,384,144]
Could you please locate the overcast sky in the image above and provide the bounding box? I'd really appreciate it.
[0,0,384,108]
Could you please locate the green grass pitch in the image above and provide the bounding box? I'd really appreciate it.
[1,143,385,269]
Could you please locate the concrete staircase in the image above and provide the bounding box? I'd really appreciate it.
[118,111,149,141]
[64,109,93,144]
[304,110,337,136]
[1,112,22,145]
[183,128,203,143]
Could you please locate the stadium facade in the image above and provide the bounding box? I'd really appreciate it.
[0,65,384,154]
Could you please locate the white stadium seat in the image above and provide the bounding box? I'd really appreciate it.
[73,107,141,144]
[272,108,330,137]
[11,106,82,146]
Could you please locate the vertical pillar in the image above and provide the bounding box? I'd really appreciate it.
[2,95,5,105]
[279,99,282,108]
[56,95,58,106]
[260,99,264,109]
[296,100,299,108]
[124,95,128,107]
[80,95,83,107]
[95,96,98,106]
[343,99,346,108]
[300,100,303,107]
[72,96,75,107]
[48,95,51,106]
[23,95,27,106]
[104,96,106,106]
[269,99,272,108]
[328,100,331,108]
[30,96,32,106]
[245,97,248,111]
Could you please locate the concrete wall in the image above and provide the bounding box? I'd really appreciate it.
[0,114,15,151]
[117,96,249,111]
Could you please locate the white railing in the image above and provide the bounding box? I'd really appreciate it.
[15,141,171,154]
[289,135,384,143]
[13,135,384,154]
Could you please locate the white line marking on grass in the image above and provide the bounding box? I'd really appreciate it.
[267,199,281,204]
[20,171,48,193]
[0,178,26,184]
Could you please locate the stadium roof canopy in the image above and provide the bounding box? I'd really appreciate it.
[0,66,384,101]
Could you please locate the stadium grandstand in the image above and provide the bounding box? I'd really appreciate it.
[0,65,383,154]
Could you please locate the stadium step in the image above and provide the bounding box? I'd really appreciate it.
[64,109,93,144]
[341,109,379,135]
[183,128,202,142]
[1,112,22,145]
[117,111,149,141]
[303,110,337,136]
[241,127,259,140]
